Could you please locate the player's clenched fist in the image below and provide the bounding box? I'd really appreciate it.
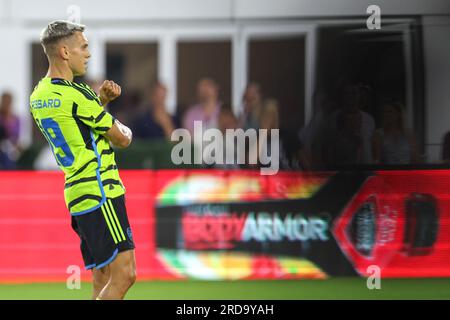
[99,80,121,105]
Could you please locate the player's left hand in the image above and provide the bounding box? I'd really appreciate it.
[99,80,121,105]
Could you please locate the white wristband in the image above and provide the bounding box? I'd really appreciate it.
[115,119,133,140]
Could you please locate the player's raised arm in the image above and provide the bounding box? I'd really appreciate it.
[98,80,133,148]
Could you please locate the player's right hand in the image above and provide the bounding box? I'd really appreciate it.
[99,80,121,105]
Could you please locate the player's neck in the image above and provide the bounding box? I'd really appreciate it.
[46,64,74,82]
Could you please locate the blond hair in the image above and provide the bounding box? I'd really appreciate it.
[40,20,85,55]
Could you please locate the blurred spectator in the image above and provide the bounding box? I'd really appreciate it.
[325,108,363,166]
[326,84,375,164]
[0,92,20,146]
[372,101,419,165]
[0,125,15,169]
[216,107,240,169]
[299,90,327,151]
[0,92,21,168]
[132,82,178,140]
[182,78,221,134]
[218,107,239,133]
[299,90,338,168]
[258,99,309,170]
[238,82,263,130]
[358,83,376,116]
[259,99,279,132]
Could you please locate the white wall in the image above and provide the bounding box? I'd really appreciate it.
[3,0,450,21]
[423,16,450,162]
[8,0,233,22]
[235,0,450,18]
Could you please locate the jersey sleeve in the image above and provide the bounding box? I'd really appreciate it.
[73,96,115,135]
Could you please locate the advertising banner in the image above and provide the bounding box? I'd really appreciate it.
[0,169,449,282]
[155,170,450,279]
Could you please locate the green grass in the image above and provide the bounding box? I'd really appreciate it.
[0,278,449,300]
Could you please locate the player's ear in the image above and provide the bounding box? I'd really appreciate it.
[58,43,70,61]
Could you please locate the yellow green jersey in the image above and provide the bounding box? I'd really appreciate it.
[30,77,125,215]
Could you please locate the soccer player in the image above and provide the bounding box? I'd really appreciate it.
[30,20,136,300]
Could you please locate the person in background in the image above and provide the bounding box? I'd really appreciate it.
[182,78,221,134]
[299,89,338,168]
[218,107,239,133]
[238,82,263,130]
[132,81,178,140]
[215,107,240,169]
[325,84,375,165]
[0,92,21,165]
[325,108,363,167]
[258,99,309,170]
[372,101,419,165]
[0,124,15,169]
[0,92,20,147]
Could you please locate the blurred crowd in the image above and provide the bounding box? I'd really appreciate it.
[1,78,449,170]
[299,83,420,169]
[106,78,309,170]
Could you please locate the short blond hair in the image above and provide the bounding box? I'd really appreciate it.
[40,20,85,55]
